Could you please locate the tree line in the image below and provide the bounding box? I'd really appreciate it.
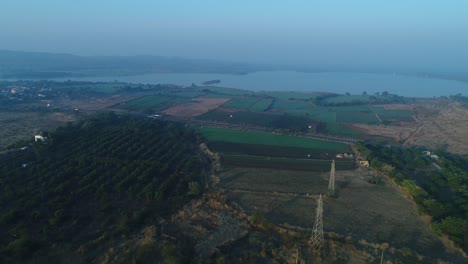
[357,143,468,253]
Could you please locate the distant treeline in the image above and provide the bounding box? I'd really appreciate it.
[201,80,221,85]
[0,50,262,78]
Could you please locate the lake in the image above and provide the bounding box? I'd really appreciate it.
[40,71,468,97]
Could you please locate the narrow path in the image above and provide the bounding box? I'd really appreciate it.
[403,112,423,146]
[367,105,382,123]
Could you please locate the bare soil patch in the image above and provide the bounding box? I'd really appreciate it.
[163,98,230,118]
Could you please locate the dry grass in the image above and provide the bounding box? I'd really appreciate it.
[60,94,141,111]
[220,166,452,258]
[407,102,468,154]
[0,111,76,149]
[350,101,468,154]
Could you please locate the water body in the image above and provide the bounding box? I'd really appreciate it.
[43,71,468,98]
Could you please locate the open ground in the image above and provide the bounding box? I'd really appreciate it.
[350,101,468,154]
[217,166,458,259]
[0,111,76,149]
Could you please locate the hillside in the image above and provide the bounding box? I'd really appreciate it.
[0,114,208,263]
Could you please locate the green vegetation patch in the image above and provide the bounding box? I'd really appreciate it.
[170,90,206,98]
[321,95,371,105]
[258,91,324,100]
[249,99,273,111]
[122,95,191,111]
[373,106,414,122]
[222,97,258,109]
[271,99,312,110]
[197,110,316,132]
[200,127,348,151]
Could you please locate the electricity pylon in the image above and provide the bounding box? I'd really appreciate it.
[310,194,324,250]
[328,160,335,196]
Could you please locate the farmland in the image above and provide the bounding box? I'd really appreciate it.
[197,110,316,131]
[270,99,312,110]
[208,141,336,159]
[221,97,273,111]
[121,95,176,110]
[200,127,349,151]
[222,154,355,171]
[257,91,325,100]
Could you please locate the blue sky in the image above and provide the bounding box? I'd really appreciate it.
[1,0,468,70]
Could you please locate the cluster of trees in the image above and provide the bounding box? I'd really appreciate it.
[314,92,407,106]
[357,143,468,253]
[0,113,207,261]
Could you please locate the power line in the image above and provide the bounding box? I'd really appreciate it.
[310,194,324,250]
[328,160,335,196]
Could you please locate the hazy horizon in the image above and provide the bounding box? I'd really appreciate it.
[2,1,468,72]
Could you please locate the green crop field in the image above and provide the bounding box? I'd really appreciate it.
[373,107,414,122]
[221,97,258,109]
[336,111,378,124]
[321,95,371,104]
[208,141,343,159]
[286,109,336,123]
[123,95,176,110]
[171,90,206,98]
[197,110,317,131]
[222,154,355,171]
[199,127,348,151]
[249,99,273,111]
[258,91,324,100]
[323,123,362,138]
[271,99,312,110]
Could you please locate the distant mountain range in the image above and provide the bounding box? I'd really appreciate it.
[0,50,270,78]
[0,50,467,83]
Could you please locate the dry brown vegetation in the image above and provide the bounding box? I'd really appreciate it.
[351,101,468,154]
[0,111,76,149]
[163,97,230,118]
[60,94,141,111]
[406,102,468,153]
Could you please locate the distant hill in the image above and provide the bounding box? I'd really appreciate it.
[0,50,265,78]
